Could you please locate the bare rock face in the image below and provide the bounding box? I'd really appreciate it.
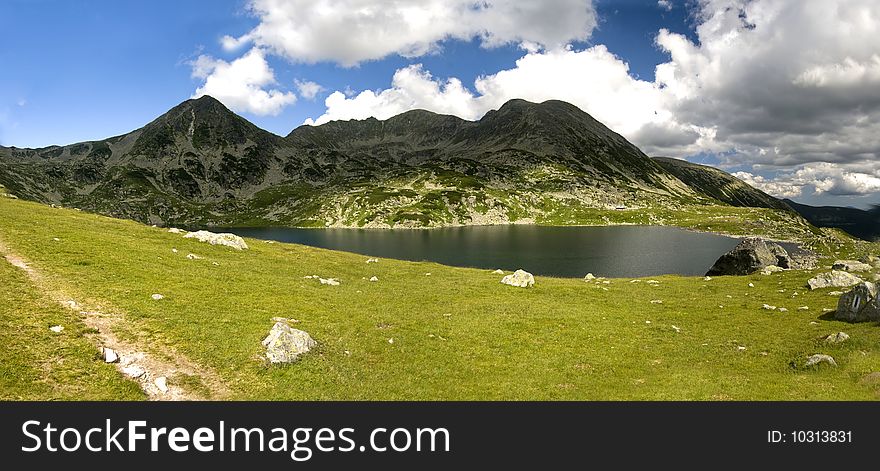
[835,282,880,322]
[706,238,793,276]
[501,269,535,288]
[262,320,317,364]
[183,230,249,250]
[832,260,873,272]
[807,271,863,290]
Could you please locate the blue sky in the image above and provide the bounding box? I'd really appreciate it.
[2,0,878,208]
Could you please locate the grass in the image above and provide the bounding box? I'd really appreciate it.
[0,253,144,400]
[0,196,879,400]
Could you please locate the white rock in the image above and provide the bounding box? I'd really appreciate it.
[807,271,862,290]
[500,269,535,288]
[171,248,178,253]
[805,354,837,368]
[122,365,145,378]
[703,276,713,281]
[366,258,379,263]
[151,293,165,300]
[369,276,379,282]
[650,300,663,304]
[183,230,249,250]
[154,376,169,393]
[798,306,809,310]
[778,307,788,312]
[52,237,60,242]
[388,338,394,344]
[49,325,64,333]
[319,278,340,286]
[748,283,755,287]
[262,320,317,363]
[186,253,201,260]
[823,332,850,344]
[493,269,505,274]
[584,273,596,281]
[762,304,777,310]
[761,265,785,275]
[102,347,119,363]
[671,325,681,333]
[168,228,185,234]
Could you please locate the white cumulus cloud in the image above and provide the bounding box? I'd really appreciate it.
[294,80,325,100]
[190,48,296,116]
[229,0,598,66]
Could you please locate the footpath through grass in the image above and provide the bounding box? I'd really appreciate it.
[0,196,879,400]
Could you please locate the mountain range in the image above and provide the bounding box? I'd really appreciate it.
[0,96,792,228]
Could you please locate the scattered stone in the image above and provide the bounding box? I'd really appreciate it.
[49,325,64,333]
[171,248,178,253]
[630,279,641,283]
[832,260,873,272]
[823,332,850,343]
[151,293,165,300]
[778,307,788,312]
[265,240,275,244]
[798,306,809,310]
[369,276,379,282]
[748,283,755,288]
[671,325,681,333]
[122,365,145,378]
[425,273,431,276]
[706,238,793,276]
[584,273,596,281]
[186,253,201,260]
[828,291,844,296]
[646,280,660,284]
[760,265,785,275]
[388,338,394,344]
[703,276,712,281]
[319,278,340,286]
[762,304,777,311]
[493,269,505,274]
[737,346,747,351]
[804,354,837,368]
[810,321,820,325]
[212,262,219,266]
[806,271,862,290]
[650,300,663,304]
[501,269,535,288]
[183,230,249,250]
[101,347,119,363]
[366,258,379,264]
[262,320,317,363]
[154,376,169,393]
[835,281,880,322]
[168,228,185,234]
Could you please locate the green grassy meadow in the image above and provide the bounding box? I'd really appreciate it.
[0,195,879,400]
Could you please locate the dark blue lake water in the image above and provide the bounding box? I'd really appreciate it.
[224,225,742,278]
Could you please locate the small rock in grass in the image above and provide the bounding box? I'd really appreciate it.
[151,293,165,301]
[154,376,169,393]
[492,269,504,274]
[737,346,747,351]
[584,273,596,281]
[778,307,788,312]
[186,253,201,260]
[762,304,777,311]
[425,273,431,276]
[646,280,659,284]
[52,237,60,242]
[671,325,681,333]
[828,291,843,296]
[168,228,185,234]
[823,332,850,344]
[650,300,663,304]
[369,276,379,282]
[366,258,379,264]
[171,248,178,253]
[798,306,809,310]
[807,271,862,290]
[49,325,64,333]
[212,262,219,266]
[183,230,249,250]
[262,321,317,363]
[501,269,535,288]
[388,338,394,344]
[804,354,837,368]
[101,347,119,363]
[319,278,340,286]
[748,283,755,287]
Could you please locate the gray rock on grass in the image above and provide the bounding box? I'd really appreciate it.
[807,271,862,290]
[835,282,880,322]
[501,269,535,288]
[262,320,317,364]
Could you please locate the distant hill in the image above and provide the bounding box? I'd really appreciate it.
[783,199,880,241]
[0,96,793,228]
[652,157,789,211]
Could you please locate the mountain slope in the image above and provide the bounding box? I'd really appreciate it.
[652,157,789,210]
[783,199,880,241]
[0,96,790,228]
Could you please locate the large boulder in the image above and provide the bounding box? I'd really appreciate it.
[807,271,863,290]
[832,260,873,272]
[262,320,317,364]
[501,269,535,288]
[706,238,793,276]
[183,230,249,250]
[835,282,880,322]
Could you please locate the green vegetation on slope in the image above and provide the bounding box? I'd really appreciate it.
[0,256,144,400]
[0,197,879,400]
